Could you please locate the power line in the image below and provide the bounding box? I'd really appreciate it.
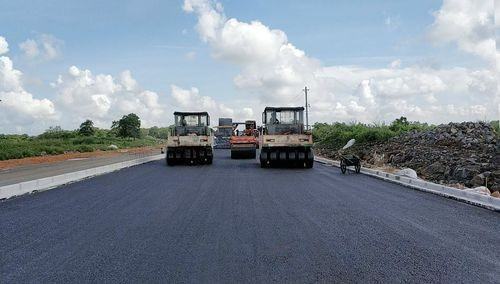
[290,91,303,103]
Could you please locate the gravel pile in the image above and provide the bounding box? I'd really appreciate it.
[317,122,499,195]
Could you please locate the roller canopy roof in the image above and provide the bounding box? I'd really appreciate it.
[174,111,209,116]
[263,107,304,111]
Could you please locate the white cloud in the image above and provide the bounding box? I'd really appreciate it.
[52,66,165,129]
[356,80,376,107]
[389,59,401,69]
[184,0,320,105]
[0,39,54,133]
[171,84,228,115]
[0,55,56,133]
[428,0,496,64]
[171,85,207,108]
[318,65,495,122]
[184,0,498,123]
[183,0,225,42]
[119,70,137,91]
[0,36,9,55]
[169,84,255,122]
[427,0,498,119]
[19,34,63,61]
[19,39,39,58]
[240,107,254,119]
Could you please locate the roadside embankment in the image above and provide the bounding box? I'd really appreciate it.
[316,121,499,197]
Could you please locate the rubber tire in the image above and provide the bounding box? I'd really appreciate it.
[305,160,314,169]
[355,164,361,173]
[166,158,175,166]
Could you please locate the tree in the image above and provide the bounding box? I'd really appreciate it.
[393,116,409,126]
[112,113,141,138]
[46,126,63,133]
[157,127,170,139]
[78,119,95,136]
[140,128,149,138]
[389,116,410,132]
[145,126,170,139]
[148,126,160,138]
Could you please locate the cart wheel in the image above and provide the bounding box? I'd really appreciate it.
[355,164,361,173]
[340,164,347,174]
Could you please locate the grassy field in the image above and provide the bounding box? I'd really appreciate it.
[0,130,164,161]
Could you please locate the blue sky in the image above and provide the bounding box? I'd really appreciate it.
[0,0,497,134]
[2,0,446,80]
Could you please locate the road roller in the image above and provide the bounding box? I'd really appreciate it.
[166,111,213,165]
[260,107,313,168]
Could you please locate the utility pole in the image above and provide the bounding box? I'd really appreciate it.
[303,86,309,131]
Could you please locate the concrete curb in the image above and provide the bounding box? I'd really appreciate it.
[0,154,164,200]
[314,156,500,212]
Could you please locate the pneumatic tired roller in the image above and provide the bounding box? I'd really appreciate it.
[166,111,213,166]
[260,107,313,168]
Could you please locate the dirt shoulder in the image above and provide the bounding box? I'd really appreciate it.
[0,146,162,171]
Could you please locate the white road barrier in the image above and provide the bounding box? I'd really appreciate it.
[315,156,500,212]
[0,154,164,200]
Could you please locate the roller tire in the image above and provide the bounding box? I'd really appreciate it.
[340,164,347,174]
[250,150,257,159]
[355,164,361,173]
[260,160,269,168]
[305,160,314,169]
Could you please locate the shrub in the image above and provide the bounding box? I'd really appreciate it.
[76,145,95,153]
[38,127,78,139]
[42,146,65,155]
[313,118,433,150]
[72,136,98,145]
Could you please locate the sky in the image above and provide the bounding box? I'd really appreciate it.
[0,0,498,134]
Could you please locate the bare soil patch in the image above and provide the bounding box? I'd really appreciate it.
[0,146,161,170]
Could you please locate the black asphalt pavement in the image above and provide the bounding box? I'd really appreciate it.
[1,150,499,283]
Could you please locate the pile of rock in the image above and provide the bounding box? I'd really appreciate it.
[317,122,499,195]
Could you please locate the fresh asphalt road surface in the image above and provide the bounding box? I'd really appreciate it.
[1,150,499,283]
